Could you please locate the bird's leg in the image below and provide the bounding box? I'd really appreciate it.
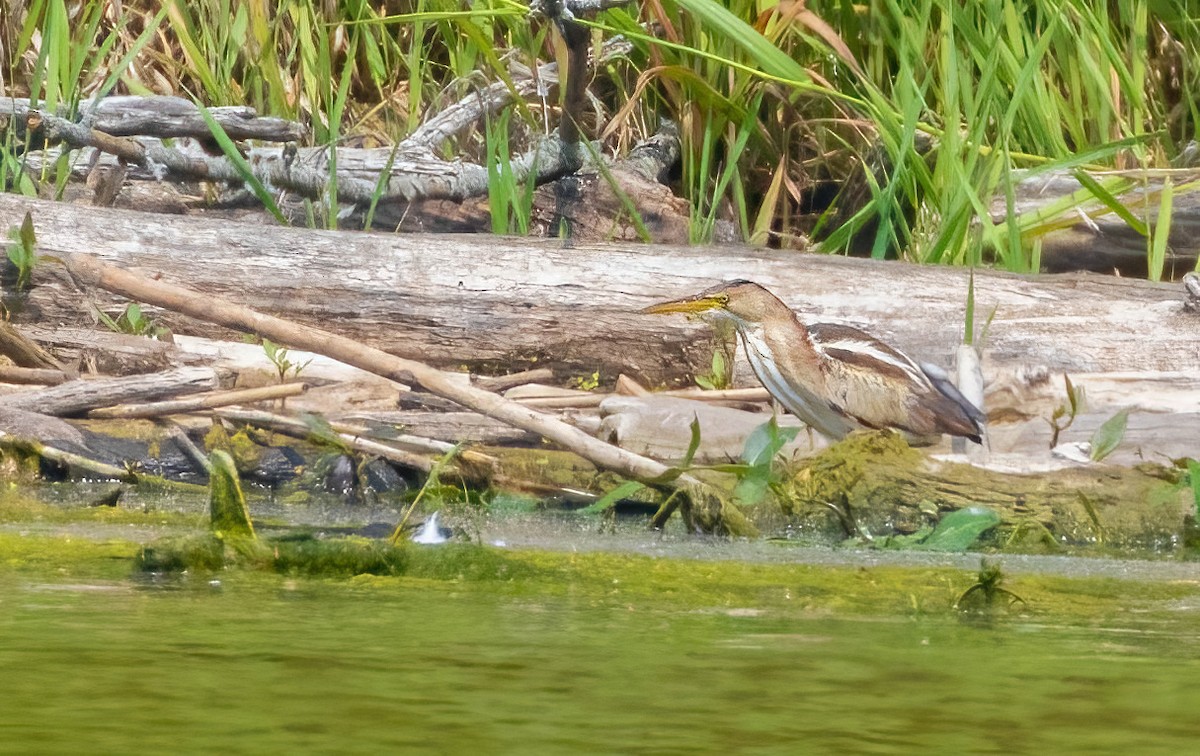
[650,487,684,531]
[823,492,873,542]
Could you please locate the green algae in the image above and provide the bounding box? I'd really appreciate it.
[0,485,206,528]
[0,531,139,580]
[3,508,1199,625]
[208,450,255,538]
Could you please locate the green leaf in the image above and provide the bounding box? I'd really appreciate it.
[1064,374,1084,417]
[914,507,1002,551]
[732,464,772,506]
[680,416,703,470]
[1089,408,1130,462]
[1148,178,1173,282]
[577,480,645,515]
[18,210,35,251]
[1072,170,1148,236]
[741,417,800,467]
[299,412,352,454]
[95,308,121,333]
[673,0,811,85]
[1186,459,1200,517]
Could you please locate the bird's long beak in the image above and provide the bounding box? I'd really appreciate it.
[641,294,724,315]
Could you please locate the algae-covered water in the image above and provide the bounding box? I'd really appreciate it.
[3,485,1200,753]
[3,556,1200,753]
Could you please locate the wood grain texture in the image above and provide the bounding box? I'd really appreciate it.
[3,195,1197,389]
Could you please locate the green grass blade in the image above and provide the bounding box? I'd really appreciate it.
[196,104,287,225]
[1148,177,1173,282]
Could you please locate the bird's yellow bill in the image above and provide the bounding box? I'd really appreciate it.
[641,295,724,315]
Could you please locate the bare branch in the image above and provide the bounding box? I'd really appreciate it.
[0,96,304,142]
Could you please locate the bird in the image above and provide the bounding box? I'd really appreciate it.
[642,280,985,443]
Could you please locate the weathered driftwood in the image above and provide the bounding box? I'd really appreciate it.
[6,366,221,416]
[5,195,1196,388]
[366,122,698,241]
[0,320,65,370]
[0,364,68,385]
[474,368,556,392]
[17,325,181,375]
[88,383,306,419]
[9,26,631,208]
[10,100,575,205]
[0,96,305,142]
[992,169,1200,276]
[58,251,748,534]
[346,410,542,446]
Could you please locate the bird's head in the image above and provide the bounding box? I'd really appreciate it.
[641,280,779,323]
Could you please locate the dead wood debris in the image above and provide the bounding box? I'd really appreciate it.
[48,251,739,531]
[0,253,752,533]
[2,27,664,227]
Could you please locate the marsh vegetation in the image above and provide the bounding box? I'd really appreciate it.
[1,1,1198,556]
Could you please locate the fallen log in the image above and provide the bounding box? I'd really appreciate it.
[991,169,1200,276]
[776,432,1192,550]
[58,251,750,535]
[3,195,1197,390]
[6,366,221,416]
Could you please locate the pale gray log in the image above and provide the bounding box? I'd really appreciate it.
[0,96,305,142]
[3,195,1198,387]
[5,366,220,416]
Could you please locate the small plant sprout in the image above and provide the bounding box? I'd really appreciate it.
[1187,459,1200,519]
[262,338,312,384]
[571,371,600,392]
[1047,374,1085,448]
[955,558,1027,610]
[695,348,733,391]
[5,212,38,292]
[96,302,173,340]
[1089,408,1130,462]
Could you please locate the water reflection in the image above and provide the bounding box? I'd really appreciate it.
[2,575,1199,752]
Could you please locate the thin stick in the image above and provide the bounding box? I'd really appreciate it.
[208,407,435,473]
[212,407,497,465]
[473,368,556,392]
[0,365,69,385]
[62,253,707,493]
[0,431,131,482]
[89,383,306,419]
[511,386,772,409]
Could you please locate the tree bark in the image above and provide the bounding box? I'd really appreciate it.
[6,366,220,416]
[4,195,1195,387]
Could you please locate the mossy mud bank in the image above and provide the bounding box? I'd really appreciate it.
[3,484,1200,624]
[3,416,1199,555]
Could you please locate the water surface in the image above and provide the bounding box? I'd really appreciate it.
[3,569,1199,754]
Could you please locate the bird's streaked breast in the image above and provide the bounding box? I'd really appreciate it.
[739,326,857,439]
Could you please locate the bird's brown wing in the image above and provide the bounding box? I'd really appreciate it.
[810,323,982,440]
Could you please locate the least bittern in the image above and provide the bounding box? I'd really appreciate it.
[643,280,984,443]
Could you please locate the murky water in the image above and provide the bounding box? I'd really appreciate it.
[4,483,1200,752]
[3,570,1200,753]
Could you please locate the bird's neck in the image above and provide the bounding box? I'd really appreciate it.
[758,308,822,363]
